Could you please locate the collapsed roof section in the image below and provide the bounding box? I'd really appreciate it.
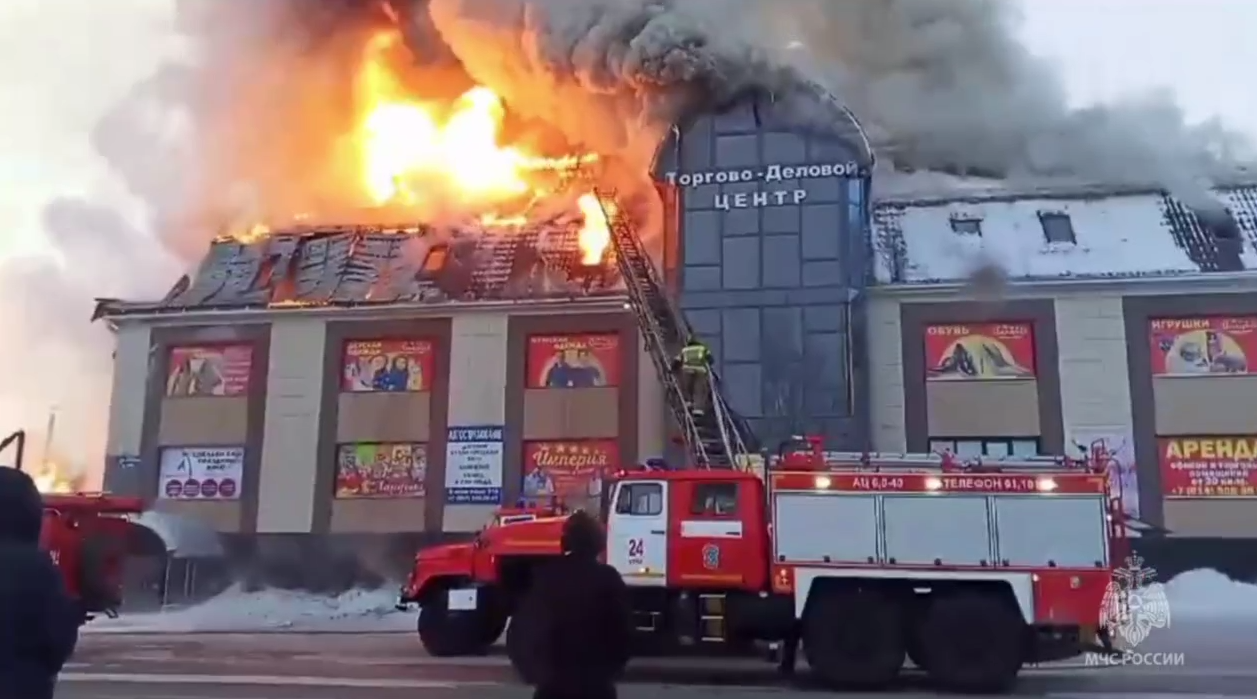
[94,219,624,320]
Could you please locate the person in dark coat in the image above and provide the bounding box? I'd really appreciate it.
[527,510,632,699]
[0,468,83,699]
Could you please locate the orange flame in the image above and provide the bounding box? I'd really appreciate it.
[32,458,77,494]
[576,194,612,266]
[348,32,608,263]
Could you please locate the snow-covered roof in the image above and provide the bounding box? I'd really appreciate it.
[870,178,1257,285]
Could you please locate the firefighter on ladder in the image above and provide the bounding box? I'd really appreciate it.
[672,335,712,415]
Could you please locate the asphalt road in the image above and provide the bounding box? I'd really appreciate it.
[62,617,1257,698]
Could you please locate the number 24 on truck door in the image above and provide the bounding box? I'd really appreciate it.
[628,538,644,562]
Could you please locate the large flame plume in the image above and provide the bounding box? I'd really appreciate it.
[234,28,612,265]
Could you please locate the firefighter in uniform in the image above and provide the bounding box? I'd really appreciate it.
[673,336,712,415]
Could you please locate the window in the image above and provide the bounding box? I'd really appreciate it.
[615,483,663,516]
[929,438,1041,458]
[950,217,982,236]
[423,245,448,271]
[691,483,739,516]
[1039,212,1076,244]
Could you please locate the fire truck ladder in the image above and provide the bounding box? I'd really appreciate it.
[594,188,752,469]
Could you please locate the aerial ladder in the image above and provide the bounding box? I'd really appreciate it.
[593,189,754,469]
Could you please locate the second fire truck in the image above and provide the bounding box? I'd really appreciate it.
[399,437,1125,692]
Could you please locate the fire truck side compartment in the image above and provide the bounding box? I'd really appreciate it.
[882,495,990,565]
[993,496,1109,568]
[772,488,1112,627]
[772,493,879,563]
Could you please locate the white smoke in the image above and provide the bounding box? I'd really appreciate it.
[0,0,185,477]
[0,0,1252,478]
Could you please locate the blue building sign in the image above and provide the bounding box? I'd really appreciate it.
[654,94,872,450]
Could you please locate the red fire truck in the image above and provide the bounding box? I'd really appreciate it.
[399,436,1125,692]
[2,430,142,621]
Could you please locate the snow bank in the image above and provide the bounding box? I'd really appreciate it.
[83,568,1257,635]
[1166,569,1257,620]
[84,585,414,634]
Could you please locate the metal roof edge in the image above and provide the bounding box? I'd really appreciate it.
[100,294,632,327]
[868,272,1257,300]
[871,178,1257,209]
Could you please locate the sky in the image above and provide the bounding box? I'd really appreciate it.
[0,0,1254,264]
[1018,0,1257,140]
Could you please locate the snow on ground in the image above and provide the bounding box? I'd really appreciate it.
[1165,569,1257,620]
[83,585,415,634]
[82,568,1257,635]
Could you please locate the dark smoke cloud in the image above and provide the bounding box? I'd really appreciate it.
[421,0,1251,198]
[9,0,1252,510]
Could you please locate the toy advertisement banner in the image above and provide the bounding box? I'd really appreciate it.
[158,447,244,500]
[523,440,617,501]
[342,339,433,392]
[925,323,1035,381]
[527,334,620,388]
[1159,436,1257,498]
[445,425,504,505]
[335,443,427,498]
[1149,316,1256,376]
[166,345,252,397]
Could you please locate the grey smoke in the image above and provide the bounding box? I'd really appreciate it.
[421,0,1251,196]
[8,0,1252,489]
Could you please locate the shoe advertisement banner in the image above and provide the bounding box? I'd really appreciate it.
[925,322,1036,381]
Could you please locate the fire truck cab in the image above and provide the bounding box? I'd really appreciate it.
[401,437,1123,692]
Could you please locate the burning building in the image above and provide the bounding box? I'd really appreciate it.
[92,15,874,588]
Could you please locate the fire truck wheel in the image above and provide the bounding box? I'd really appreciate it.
[416,592,493,657]
[918,591,1024,693]
[802,588,906,689]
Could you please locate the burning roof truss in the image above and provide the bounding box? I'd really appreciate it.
[95,219,624,319]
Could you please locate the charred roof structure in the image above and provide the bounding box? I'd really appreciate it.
[94,220,623,320]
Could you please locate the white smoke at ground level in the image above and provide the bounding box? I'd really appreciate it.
[84,584,412,634]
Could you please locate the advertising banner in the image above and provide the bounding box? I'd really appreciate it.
[925,322,1035,381]
[158,447,244,500]
[523,440,618,500]
[335,443,427,498]
[527,334,620,388]
[1149,316,1256,376]
[342,339,434,392]
[166,345,252,397]
[445,426,504,505]
[1159,436,1257,498]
